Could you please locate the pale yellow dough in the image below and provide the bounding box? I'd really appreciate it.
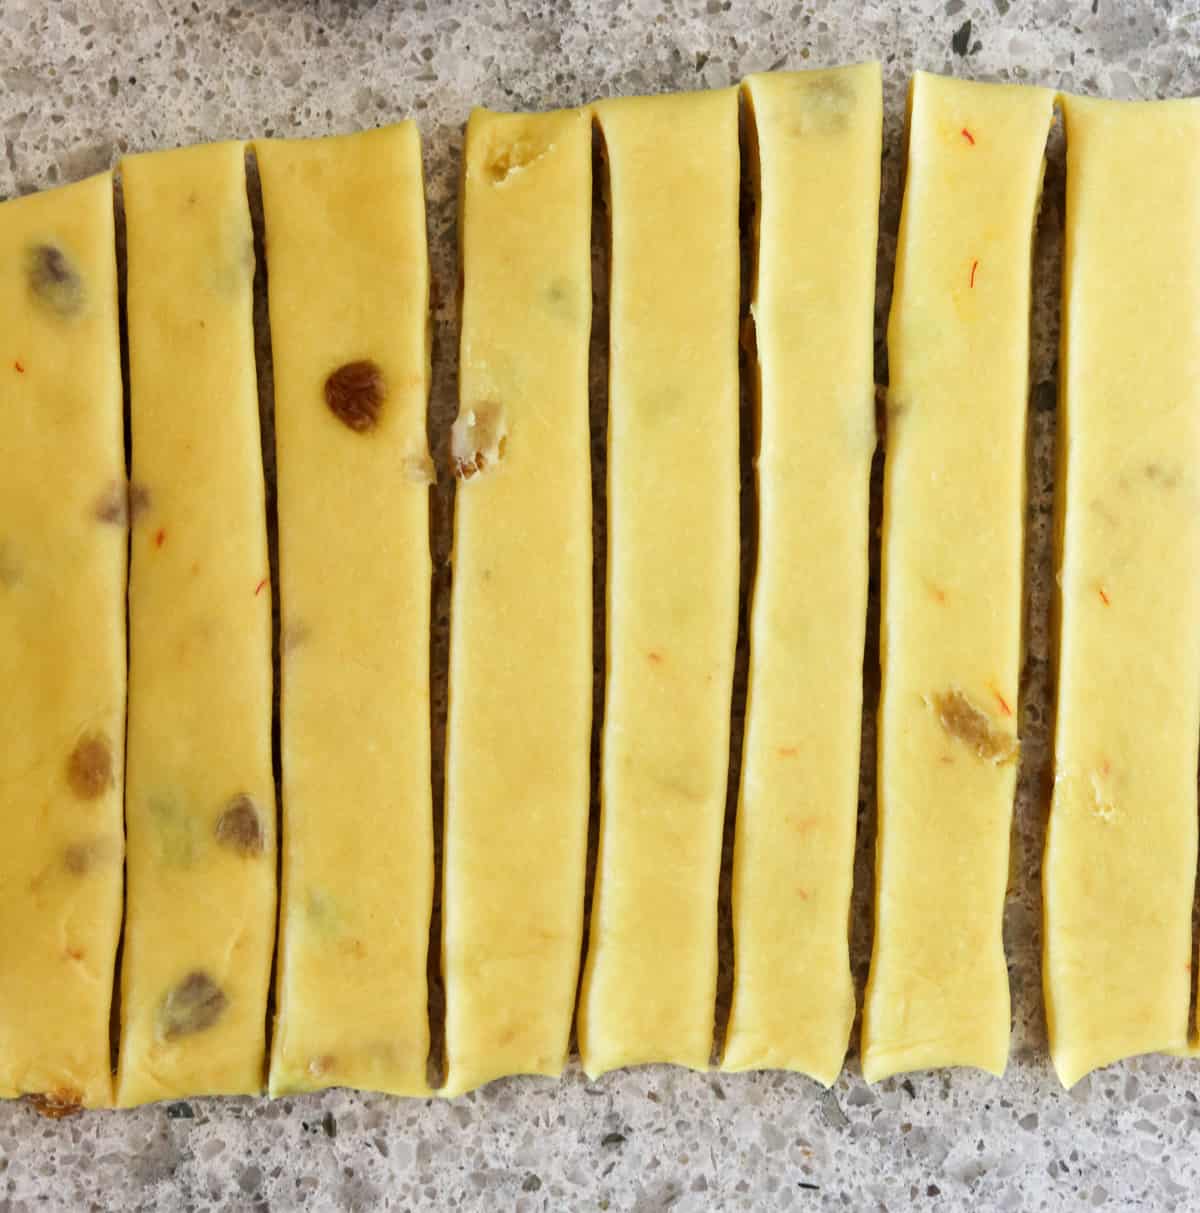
[442,107,592,1097]
[0,174,125,1110]
[255,124,434,1097]
[117,141,276,1105]
[723,64,880,1086]
[577,88,740,1077]
[1043,95,1200,1088]
[862,74,1053,1081]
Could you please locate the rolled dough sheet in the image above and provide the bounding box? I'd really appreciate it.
[116,141,276,1105]
[1044,94,1200,1088]
[442,106,592,1097]
[723,63,880,1087]
[577,87,740,1078]
[862,73,1053,1081]
[255,123,434,1097]
[0,173,126,1110]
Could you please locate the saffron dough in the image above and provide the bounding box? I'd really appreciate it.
[117,141,276,1105]
[0,174,126,1110]
[442,107,592,1097]
[862,74,1053,1081]
[577,87,740,1078]
[723,63,881,1087]
[1043,95,1200,1088]
[256,125,434,1097]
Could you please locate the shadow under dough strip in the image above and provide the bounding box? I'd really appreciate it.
[723,63,881,1087]
[0,174,126,1110]
[861,73,1053,1081]
[117,141,276,1105]
[578,87,740,1077]
[441,107,592,1097]
[255,124,434,1097]
[1043,95,1200,1088]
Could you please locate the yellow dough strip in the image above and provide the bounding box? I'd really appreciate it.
[723,64,880,1086]
[1043,96,1200,1088]
[862,74,1053,1081]
[117,141,276,1105]
[255,125,434,1097]
[578,87,740,1077]
[0,174,125,1110]
[442,107,592,1097]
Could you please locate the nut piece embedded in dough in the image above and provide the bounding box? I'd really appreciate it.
[214,794,266,856]
[66,733,113,800]
[931,688,1018,765]
[26,243,84,317]
[158,971,228,1040]
[451,401,508,480]
[403,452,436,485]
[324,360,386,433]
[26,1089,83,1119]
[484,136,547,185]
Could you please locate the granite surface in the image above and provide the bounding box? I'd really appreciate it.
[4,0,1200,1209]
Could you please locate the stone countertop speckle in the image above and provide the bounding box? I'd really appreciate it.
[4,1,1200,1209]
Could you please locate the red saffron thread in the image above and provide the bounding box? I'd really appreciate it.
[154,528,166,548]
[1098,587,1110,605]
[961,127,976,145]
[969,259,979,288]
[254,577,268,596]
[13,360,24,374]
[994,691,1013,718]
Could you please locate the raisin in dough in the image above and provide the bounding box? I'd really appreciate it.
[0,174,125,1110]
[441,107,592,1097]
[861,75,1053,1081]
[723,64,881,1087]
[117,141,276,1105]
[577,87,740,1077]
[255,124,434,1097]
[1044,95,1200,1088]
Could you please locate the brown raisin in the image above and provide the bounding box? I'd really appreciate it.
[324,360,386,432]
[128,482,151,520]
[94,481,151,525]
[93,482,126,525]
[214,794,265,856]
[158,971,228,1040]
[67,733,113,800]
[26,244,84,317]
[26,1088,83,1119]
[63,840,100,875]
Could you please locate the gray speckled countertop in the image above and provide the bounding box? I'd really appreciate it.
[4,1,1200,1210]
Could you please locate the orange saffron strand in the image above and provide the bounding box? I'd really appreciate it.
[969,258,979,288]
[961,127,976,145]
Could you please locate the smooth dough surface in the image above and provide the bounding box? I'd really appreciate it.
[256,124,434,1097]
[577,87,740,1078]
[1044,95,1200,1089]
[723,64,880,1087]
[862,74,1053,1081]
[0,173,125,1110]
[442,106,592,1097]
[117,141,276,1106]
